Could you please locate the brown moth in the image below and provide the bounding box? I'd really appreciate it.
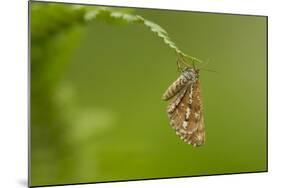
[162,67,205,147]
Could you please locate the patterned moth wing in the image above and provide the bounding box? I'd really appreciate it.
[162,69,197,100]
[162,68,205,147]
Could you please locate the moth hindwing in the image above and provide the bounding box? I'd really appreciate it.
[162,68,205,147]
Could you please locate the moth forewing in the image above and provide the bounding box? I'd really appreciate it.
[162,75,187,101]
[162,69,197,101]
[162,68,205,147]
[186,79,205,146]
[167,85,189,114]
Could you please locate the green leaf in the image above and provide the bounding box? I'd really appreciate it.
[31,3,202,64]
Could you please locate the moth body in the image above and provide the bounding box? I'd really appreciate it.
[162,68,205,147]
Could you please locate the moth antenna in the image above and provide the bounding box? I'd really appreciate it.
[200,68,218,73]
[197,58,218,73]
[198,58,210,69]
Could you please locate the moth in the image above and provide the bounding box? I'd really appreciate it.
[162,67,205,147]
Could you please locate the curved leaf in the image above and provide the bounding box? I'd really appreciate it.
[82,7,202,64]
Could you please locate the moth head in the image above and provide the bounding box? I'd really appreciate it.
[182,67,199,80]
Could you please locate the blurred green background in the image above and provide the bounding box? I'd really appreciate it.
[30,2,267,187]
